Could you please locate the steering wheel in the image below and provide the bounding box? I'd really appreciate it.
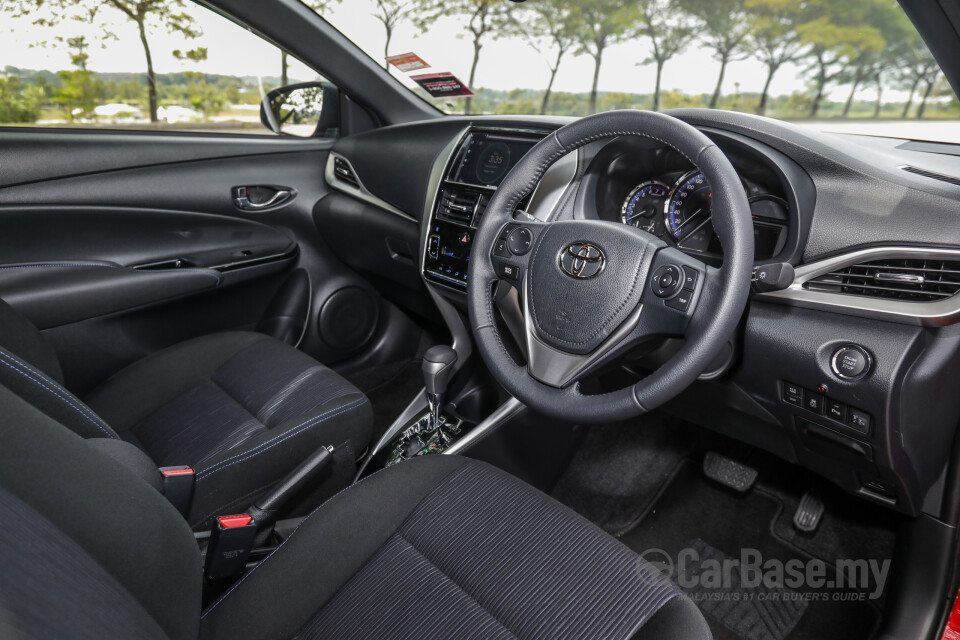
[467,111,754,423]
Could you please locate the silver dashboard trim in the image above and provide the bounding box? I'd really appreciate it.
[757,245,960,326]
[443,397,525,455]
[324,152,417,223]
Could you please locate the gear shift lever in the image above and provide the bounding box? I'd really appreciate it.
[422,345,457,432]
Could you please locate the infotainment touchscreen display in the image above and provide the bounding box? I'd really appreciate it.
[447,131,543,187]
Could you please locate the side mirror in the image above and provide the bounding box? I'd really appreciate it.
[260,82,339,137]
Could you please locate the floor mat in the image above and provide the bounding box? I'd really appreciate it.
[680,539,808,640]
[550,415,700,534]
[620,463,884,640]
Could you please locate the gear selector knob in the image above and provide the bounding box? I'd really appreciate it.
[422,345,457,431]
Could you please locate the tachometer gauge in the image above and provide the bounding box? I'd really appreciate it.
[621,180,669,234]
[665,170,713,253]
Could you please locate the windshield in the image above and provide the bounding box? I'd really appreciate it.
[320,0,958,143]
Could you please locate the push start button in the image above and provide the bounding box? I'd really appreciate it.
[831,345,872,381]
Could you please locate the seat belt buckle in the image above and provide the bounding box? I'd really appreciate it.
[205,514,257,580]
[159,466,195,518]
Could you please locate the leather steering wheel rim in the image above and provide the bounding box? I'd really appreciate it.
[467,110,754,423]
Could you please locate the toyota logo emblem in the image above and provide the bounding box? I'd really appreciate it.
[559,242,605,279]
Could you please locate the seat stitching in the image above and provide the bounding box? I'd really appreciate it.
[200,462,472,620]
[195,396,368,479]
[0,350,116,439]
[395,531,522,640]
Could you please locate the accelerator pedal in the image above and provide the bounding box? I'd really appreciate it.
[793,492,825,533]
[702,452,758,493]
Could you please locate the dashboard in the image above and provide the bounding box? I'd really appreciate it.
[323,109,960,522]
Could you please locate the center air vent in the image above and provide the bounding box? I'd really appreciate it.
[436,188,479,225]
[805,258,960,302]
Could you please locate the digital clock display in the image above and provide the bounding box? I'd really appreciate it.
[448,131,542,188]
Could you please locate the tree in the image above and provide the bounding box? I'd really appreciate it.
[54,34,105,121]
[414,0,520,115]
[636,0,695,112]
[836,0,903,117]
[3,0,201,123]
[678,0,751,109]
[0,76,44,124]
[744,0,806,115]
[518,0,579,114]
[571,0,638,114]
[895,34,940,118]
[797,0,884,118]
[373,0,413,69]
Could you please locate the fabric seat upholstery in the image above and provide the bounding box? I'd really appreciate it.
[0,384,711,640]
[0,298,373,527]
[86,332,373,525]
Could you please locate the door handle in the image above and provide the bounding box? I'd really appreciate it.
[233,186,293,211]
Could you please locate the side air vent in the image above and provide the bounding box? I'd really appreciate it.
[900,165,960,188]
[332,156,359,189]
[805,258,960,301]
[436,188,479,225]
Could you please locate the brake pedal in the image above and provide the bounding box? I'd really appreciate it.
[702,452,757,492]
[793,492,824,533]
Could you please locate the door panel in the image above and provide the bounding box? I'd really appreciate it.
[0,130,429,394]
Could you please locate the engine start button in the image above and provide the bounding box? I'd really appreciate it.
[831,345,872,380]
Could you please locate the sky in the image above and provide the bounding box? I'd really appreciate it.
[0,0,922,103]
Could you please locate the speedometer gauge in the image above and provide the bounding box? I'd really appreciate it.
[621,180,669,234]
[665,170,713,253]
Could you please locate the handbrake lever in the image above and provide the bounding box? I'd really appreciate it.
[247,444,335,546]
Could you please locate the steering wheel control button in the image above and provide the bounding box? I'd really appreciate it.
[497,263,520,281]
[802,389,824,414]
[652,265,684,297]
[665,289,693,311]
[681,266,699,288]
[831,345,872,380]
[494,237,510,258]
[506,227,533,255]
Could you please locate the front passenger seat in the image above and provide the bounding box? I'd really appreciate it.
[0,383,712,640]
[0,299,372,527]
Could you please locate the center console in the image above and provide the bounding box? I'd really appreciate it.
[422,129,545,292]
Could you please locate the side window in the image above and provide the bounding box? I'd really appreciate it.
[0,1,334,136]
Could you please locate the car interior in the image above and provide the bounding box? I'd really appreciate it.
[4,0,960,639]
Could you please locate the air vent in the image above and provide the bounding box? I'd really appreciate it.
[805,258,960,301]
[333,157,359,189]
[436,188,479,225]
[472,193,491,225]
[900,165,960,188]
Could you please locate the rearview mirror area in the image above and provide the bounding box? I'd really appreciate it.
[261,82,338,137]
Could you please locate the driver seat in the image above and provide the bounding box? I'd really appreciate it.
[0,382,711,640]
